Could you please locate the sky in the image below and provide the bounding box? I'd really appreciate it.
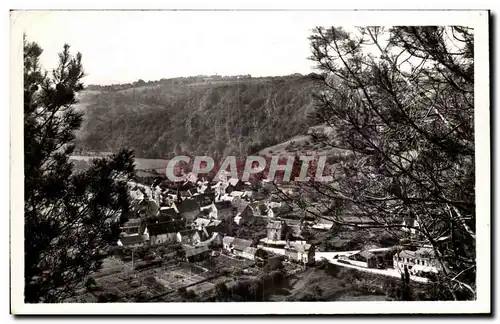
[12,10,480,86]
[13,11,342,85]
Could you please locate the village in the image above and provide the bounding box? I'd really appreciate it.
[63,169,451,303]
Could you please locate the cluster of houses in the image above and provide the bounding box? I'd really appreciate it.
[118,176,448,279]
[336,243,444,278]
[116,176,327,266]
[334,214,451,278]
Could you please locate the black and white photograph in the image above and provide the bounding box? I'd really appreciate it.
[9,8,490,315]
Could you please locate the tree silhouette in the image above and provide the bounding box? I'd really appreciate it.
[277,26,475,300]
[24,35,136,303]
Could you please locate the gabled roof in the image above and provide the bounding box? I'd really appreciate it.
[178,229,200,239]
[146,219,184,236]
[228,178,240,187]
[230,197,244,208]
[398,250,417,259]
[194,218,212,227]
[159,207,178,218]
[184,245,210,258]
[174,199,200,214]
[210,220,221,227]
[358,250,376,260]
[193,218,220,228]
[234,201,250,213]
[232,238,253,250]
[119,234,147,246]
[121,218,142,228]
[243,247,258,255]
[214,201,232,210]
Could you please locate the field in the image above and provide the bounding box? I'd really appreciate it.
[153,265,208,291]
[65,253,266,302]
[64,254,215,302]
[266,265,389,301]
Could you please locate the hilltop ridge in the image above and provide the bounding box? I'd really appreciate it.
[75,74,324,159]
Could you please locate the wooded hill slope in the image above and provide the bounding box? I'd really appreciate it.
[75,74,321,158]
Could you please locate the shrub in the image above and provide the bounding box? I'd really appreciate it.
[97,292,120,303]
[85,277,99,292]
[182,289,197,300]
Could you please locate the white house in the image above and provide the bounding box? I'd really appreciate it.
[393,246,441,276]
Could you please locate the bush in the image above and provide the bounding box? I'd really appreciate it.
[297,293,317,301]
[215,282,229,297]
[97,292,120,303]
[85,277,99,292]
[184,289,197,299]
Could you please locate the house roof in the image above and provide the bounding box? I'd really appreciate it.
[159,207,178,219]
[403,215,417,227]
[121,218,142,228]
[175,199,200,214]
[267,203,293,216]
[230,197,244,208]
[193,218,221,228]
[214,201,232,210]
[184,245,210,258]
[178,229,200,238]
[194,218,211,227]
[192,193,215,207]
[210,220,221,227]
[228,178,240,187]
[230,191,246,197]
[146,220,184,236]
[286,242,312,253]
[119,234,147,246]
[243,247,258,255]
[232,238,253,251]
[223,236,235,245]
[234,201,250,214]
[358,250,376,260]
[398,250,417,259]
[416,247,436,258]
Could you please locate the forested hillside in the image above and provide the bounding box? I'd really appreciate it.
[76,74,320,158]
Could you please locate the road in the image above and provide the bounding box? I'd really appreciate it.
[316,247,391,259]
[316,250,430,284]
